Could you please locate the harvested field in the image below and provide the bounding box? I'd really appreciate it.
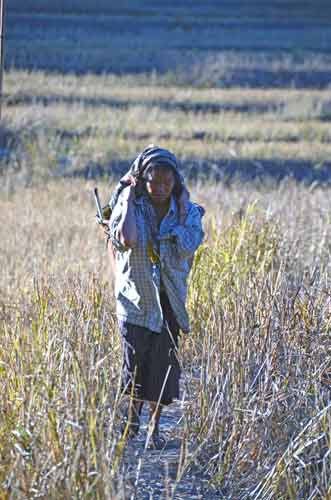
[1,2,331,498]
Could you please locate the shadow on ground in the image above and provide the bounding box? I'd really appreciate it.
[68,157,331,186]
[6,92,287,115]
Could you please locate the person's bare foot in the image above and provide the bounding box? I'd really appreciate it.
[147,429,166,450]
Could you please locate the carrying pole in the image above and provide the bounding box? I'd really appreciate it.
[0,0,5,120]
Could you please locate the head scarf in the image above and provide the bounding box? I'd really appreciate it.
[108,145,183,212]
[131,145,179,178]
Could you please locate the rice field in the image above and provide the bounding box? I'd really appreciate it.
[1,2,331,498]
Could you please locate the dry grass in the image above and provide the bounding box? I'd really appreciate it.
[6,71,331,101]
[1,61,331,497]
[2,71,331,190]
[1,178,331,498]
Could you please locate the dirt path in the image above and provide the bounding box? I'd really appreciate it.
[123,397,218,499]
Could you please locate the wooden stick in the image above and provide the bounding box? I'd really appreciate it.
[94,187,104,223]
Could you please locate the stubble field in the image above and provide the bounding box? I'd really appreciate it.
[1,2,331,499]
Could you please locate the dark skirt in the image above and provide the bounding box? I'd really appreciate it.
[118,292,181,406]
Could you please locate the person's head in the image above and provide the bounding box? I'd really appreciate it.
[128,145,183,205]
[143,163,182,206]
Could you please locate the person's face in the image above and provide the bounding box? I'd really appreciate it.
[145,166,175,205]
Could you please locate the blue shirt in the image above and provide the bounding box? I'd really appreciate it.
[109,192,204,333]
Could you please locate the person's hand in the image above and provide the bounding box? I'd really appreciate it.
[102,220,110,231]
[121,174,137,202]
[97,220,110,241]
[178,185,190,223]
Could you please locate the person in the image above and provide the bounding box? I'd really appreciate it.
[107,145,204,448]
